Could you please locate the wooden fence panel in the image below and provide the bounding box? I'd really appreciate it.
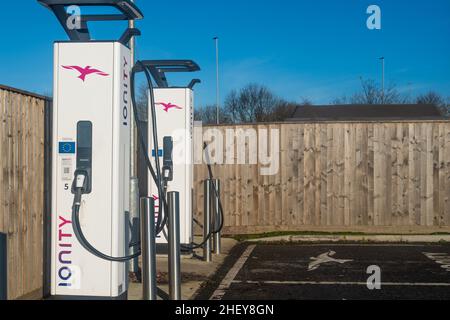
[0,86,47,300]
[194,121,450,234]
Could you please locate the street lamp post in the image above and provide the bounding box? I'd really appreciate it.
[213,37,220,125]
[379,57,385,104]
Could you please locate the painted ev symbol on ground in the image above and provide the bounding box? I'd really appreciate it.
[423,252,450,272]
[308,251,353,271]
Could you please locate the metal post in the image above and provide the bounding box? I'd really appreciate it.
[212,180,222,255]
[129,1,139,276]
[140,197,157,300]
[380,56,385,104]
[203,180,212,262]
[0,232,7,300]
[168,192,181,300]
[213,37,220,125]
[43,99,53,298]
[130,179,140,275]
[191,188,195,245]
[129,1,136,155]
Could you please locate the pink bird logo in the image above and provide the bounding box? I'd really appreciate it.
[156,102,183,113]
[62,65,109,82]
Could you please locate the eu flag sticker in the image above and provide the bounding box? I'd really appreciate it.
[59,142,76,154]
[152,149,163,158]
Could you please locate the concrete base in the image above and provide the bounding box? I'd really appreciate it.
[128,237,237,300]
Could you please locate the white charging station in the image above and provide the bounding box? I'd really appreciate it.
[139,60,200,250]
[39,0,143,299]
[52,41,131,299]
[40,0,206,301]
[149,88,195,246]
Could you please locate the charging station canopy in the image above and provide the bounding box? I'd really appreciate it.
[38,0,144,44]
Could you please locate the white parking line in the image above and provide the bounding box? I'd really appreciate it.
[231,280,450,287]
[286,244,441,247]
[210,245,256,300]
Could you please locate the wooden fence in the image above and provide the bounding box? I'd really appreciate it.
[1,86,450,297]
[0,85,50,299]
[194,121,450,234]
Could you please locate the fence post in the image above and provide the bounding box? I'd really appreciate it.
[140,197,157,300]
[0,232,6,300]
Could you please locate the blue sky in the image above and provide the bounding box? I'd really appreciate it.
[0,0,449,106]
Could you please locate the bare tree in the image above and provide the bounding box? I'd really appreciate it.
[331,78,409,105]
[447,97,450,118]
[224,83,300,123]
[135,83,148,122]
[416,91,449,117]
[351,78,406,104]
[271,101,301,121]
[416,91,444,105]
[194,105,232,124]
[331,95,349,105]
[298,97,313,106]
[224,84,279,123]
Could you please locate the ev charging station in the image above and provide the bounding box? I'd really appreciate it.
[39,0,222,301]
[39,0,143,299]
[138,61,201,250]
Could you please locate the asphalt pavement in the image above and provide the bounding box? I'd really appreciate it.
[195,243,450,300]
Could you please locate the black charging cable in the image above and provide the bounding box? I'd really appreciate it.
[71,60,226,262]
[130,61,169,236]
[71,171,141,262]
[69,60,171,263]
[178,142,225,251]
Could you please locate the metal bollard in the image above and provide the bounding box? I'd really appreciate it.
[203,180,212,262]
[168,192,181,300]
[140,197,157,300]
[129,178,140,275]
[212,179,222,255]
[0,232,6,300]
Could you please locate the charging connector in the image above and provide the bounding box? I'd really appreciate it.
[162,136,174,183]
[76,174,86,189]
